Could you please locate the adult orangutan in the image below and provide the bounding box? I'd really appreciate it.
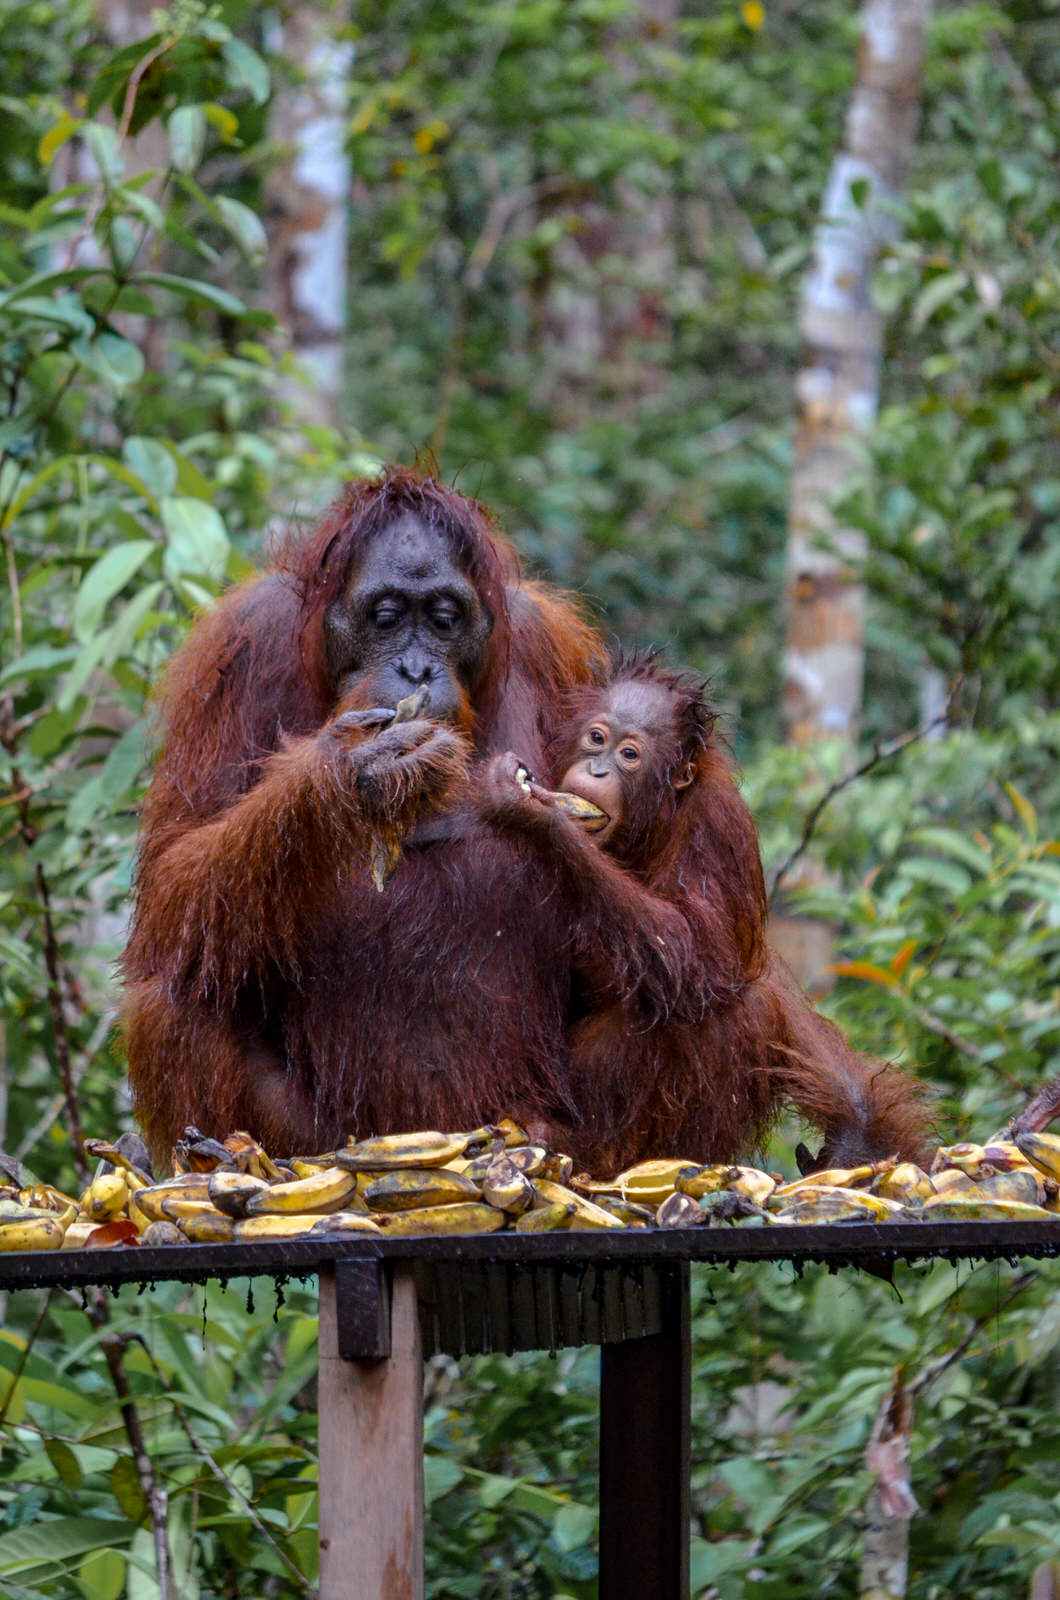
[123,466,607,1158]
[476,655,930,1175]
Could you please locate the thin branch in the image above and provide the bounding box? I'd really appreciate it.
[908,1269,1037,1397]
[905,1002,984,1063]
[0,1292,54,1428]
[14,1008,114,1164]
[769,678,963,904]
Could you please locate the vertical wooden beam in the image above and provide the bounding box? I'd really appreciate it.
[598,1262,690,1600]
[318,1264,424,1600]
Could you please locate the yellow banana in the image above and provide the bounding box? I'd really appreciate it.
[495,1118,530,1148]
[170,1209,237,1243]
[0,1213,68,1250]
[337,1131,469,1171]
[504,1146,548,1177]
[585,1159,691,1205]
[140,1221,186,1246]
[363,1168,483,1212]
[378,1202,506,1236]
[674,1165,737,1201]
[932,1142,988,1178]
[769,1186,903,1220]
[773,1164,881,1197]
[922,1194,1055,1222]
[131,1175,212,1224]
[62,1220,104,1250]
[532,1179,624,1229]
[976,1170,1046,1206]
[308,1211,383,1236]
[541,1153,574,1185]
[929,1168,977,1197]
[515,1202,575,1232]
[721,1167,777,1207]
[244,1167,360,1216]
[207,1171,271,1218]
[80,1172,129,1222]
[598,1197,655,1227]
[1014,1131,1060,1183]
[873,1163,935,1205]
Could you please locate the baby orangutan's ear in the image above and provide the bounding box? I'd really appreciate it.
[673,762,695,790]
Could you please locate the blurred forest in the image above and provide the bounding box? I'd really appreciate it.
[0,0,1059,1595]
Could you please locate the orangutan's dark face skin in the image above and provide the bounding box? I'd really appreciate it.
[559,680,693,848]
[322,513,492,721]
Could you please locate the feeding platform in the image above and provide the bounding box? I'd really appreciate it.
[2,1220,1059,1600]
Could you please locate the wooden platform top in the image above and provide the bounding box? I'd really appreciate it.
[0,1215,1058,1294]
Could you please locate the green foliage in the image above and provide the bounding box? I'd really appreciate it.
[1,1,1059,1597]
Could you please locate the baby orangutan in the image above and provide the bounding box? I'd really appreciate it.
[478,655,929,1175]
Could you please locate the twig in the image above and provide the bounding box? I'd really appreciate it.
[769,679,963,904]
[14,1008,114,1164]
[129,1333,312,1593]
[908,1270,1037,1397]
[0,1291,54,1428]
[905,1002,984,1063]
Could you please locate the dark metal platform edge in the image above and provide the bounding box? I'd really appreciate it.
[0,1217,1058,1292]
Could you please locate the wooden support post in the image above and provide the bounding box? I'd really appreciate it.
[598,1261,690,1600]
[318,1262,424,1600]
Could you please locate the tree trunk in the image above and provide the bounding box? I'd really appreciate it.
[264,7,352,429]
[772,0,932,992]
[860,1376,916,1600]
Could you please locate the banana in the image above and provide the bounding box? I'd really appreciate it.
[922,1194,1055,1222]
[140,1221,186,1246]
[675,1165,734,1202]
[540,1152,574,1185]
[244,1167,361,1216]
[464,1145,547,1182]
[337,1131,470,1171]
[532,1179,624,1229]
[363,1168,483,1212]
[495,1118,531,1148]
[170,1209,237,1243]
[309,1211,383,1236]
[378,1202,506,1236]
[130,1175,212,1224]
[975,1169,1046,1207]
[598,1197,655,1227]
[928,1168,977,1197]
[585,1159,692,1205]
[773,1164,880,1197]
[1014,1131,1060,1184]
[932,1142,988,1178]
[0,1200,56,1222]
[656,1192,706,1228]
[773,1198,873,1225]
[290,1158,336,1179]
[207,1171,271,1218]
[515,1202,575,1232]
[769,1186,903,1220]
[481,1157,535,1215]
[81,1173,129,1222]
[872,1163,936,1205]
[0,1213,68,1251]
[721,1167,777,1207]
[62,1220,105,1250]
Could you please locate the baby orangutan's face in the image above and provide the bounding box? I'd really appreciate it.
[559,681,690,850]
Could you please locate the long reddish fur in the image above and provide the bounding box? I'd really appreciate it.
[124,466,606,1158]
[539,661,931,1174]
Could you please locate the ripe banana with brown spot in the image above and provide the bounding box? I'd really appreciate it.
[363,1168,483,1212]
[532,1179,623,1230]
[244,1167,360,1216]
[337,1131,470,1171]
[378,1202,506,1236]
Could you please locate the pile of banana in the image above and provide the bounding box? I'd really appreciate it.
[2,1123,1060,1254]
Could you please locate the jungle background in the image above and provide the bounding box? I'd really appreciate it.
[1,0,1059,1595]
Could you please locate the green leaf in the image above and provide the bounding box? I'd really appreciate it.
[77,1548,126,1600]
[73,541,155,643]
[0,1518,130,1575]
[912,270,969,331]
[552,1501,596,1552]
[222,37,270,104]
[168,106,206,176]
[123,437,178,499]
[110,1456,148,1526]
[135,273,246,315]
[423,1455,462,1503]
[83,123,123,183]
[215,196,267,261]
[161,496,230,581]
[45,1438,84,1490]
[0,644,80,687]
[72,333,145,387]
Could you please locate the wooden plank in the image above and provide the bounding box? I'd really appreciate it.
[334,1257,390,1360]
[598,1262,690,1600]
[318,1264,424,1600]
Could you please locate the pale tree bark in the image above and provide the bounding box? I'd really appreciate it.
[264,6,353,429]
[860,1376,917,1600]
[772,0,932,991]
